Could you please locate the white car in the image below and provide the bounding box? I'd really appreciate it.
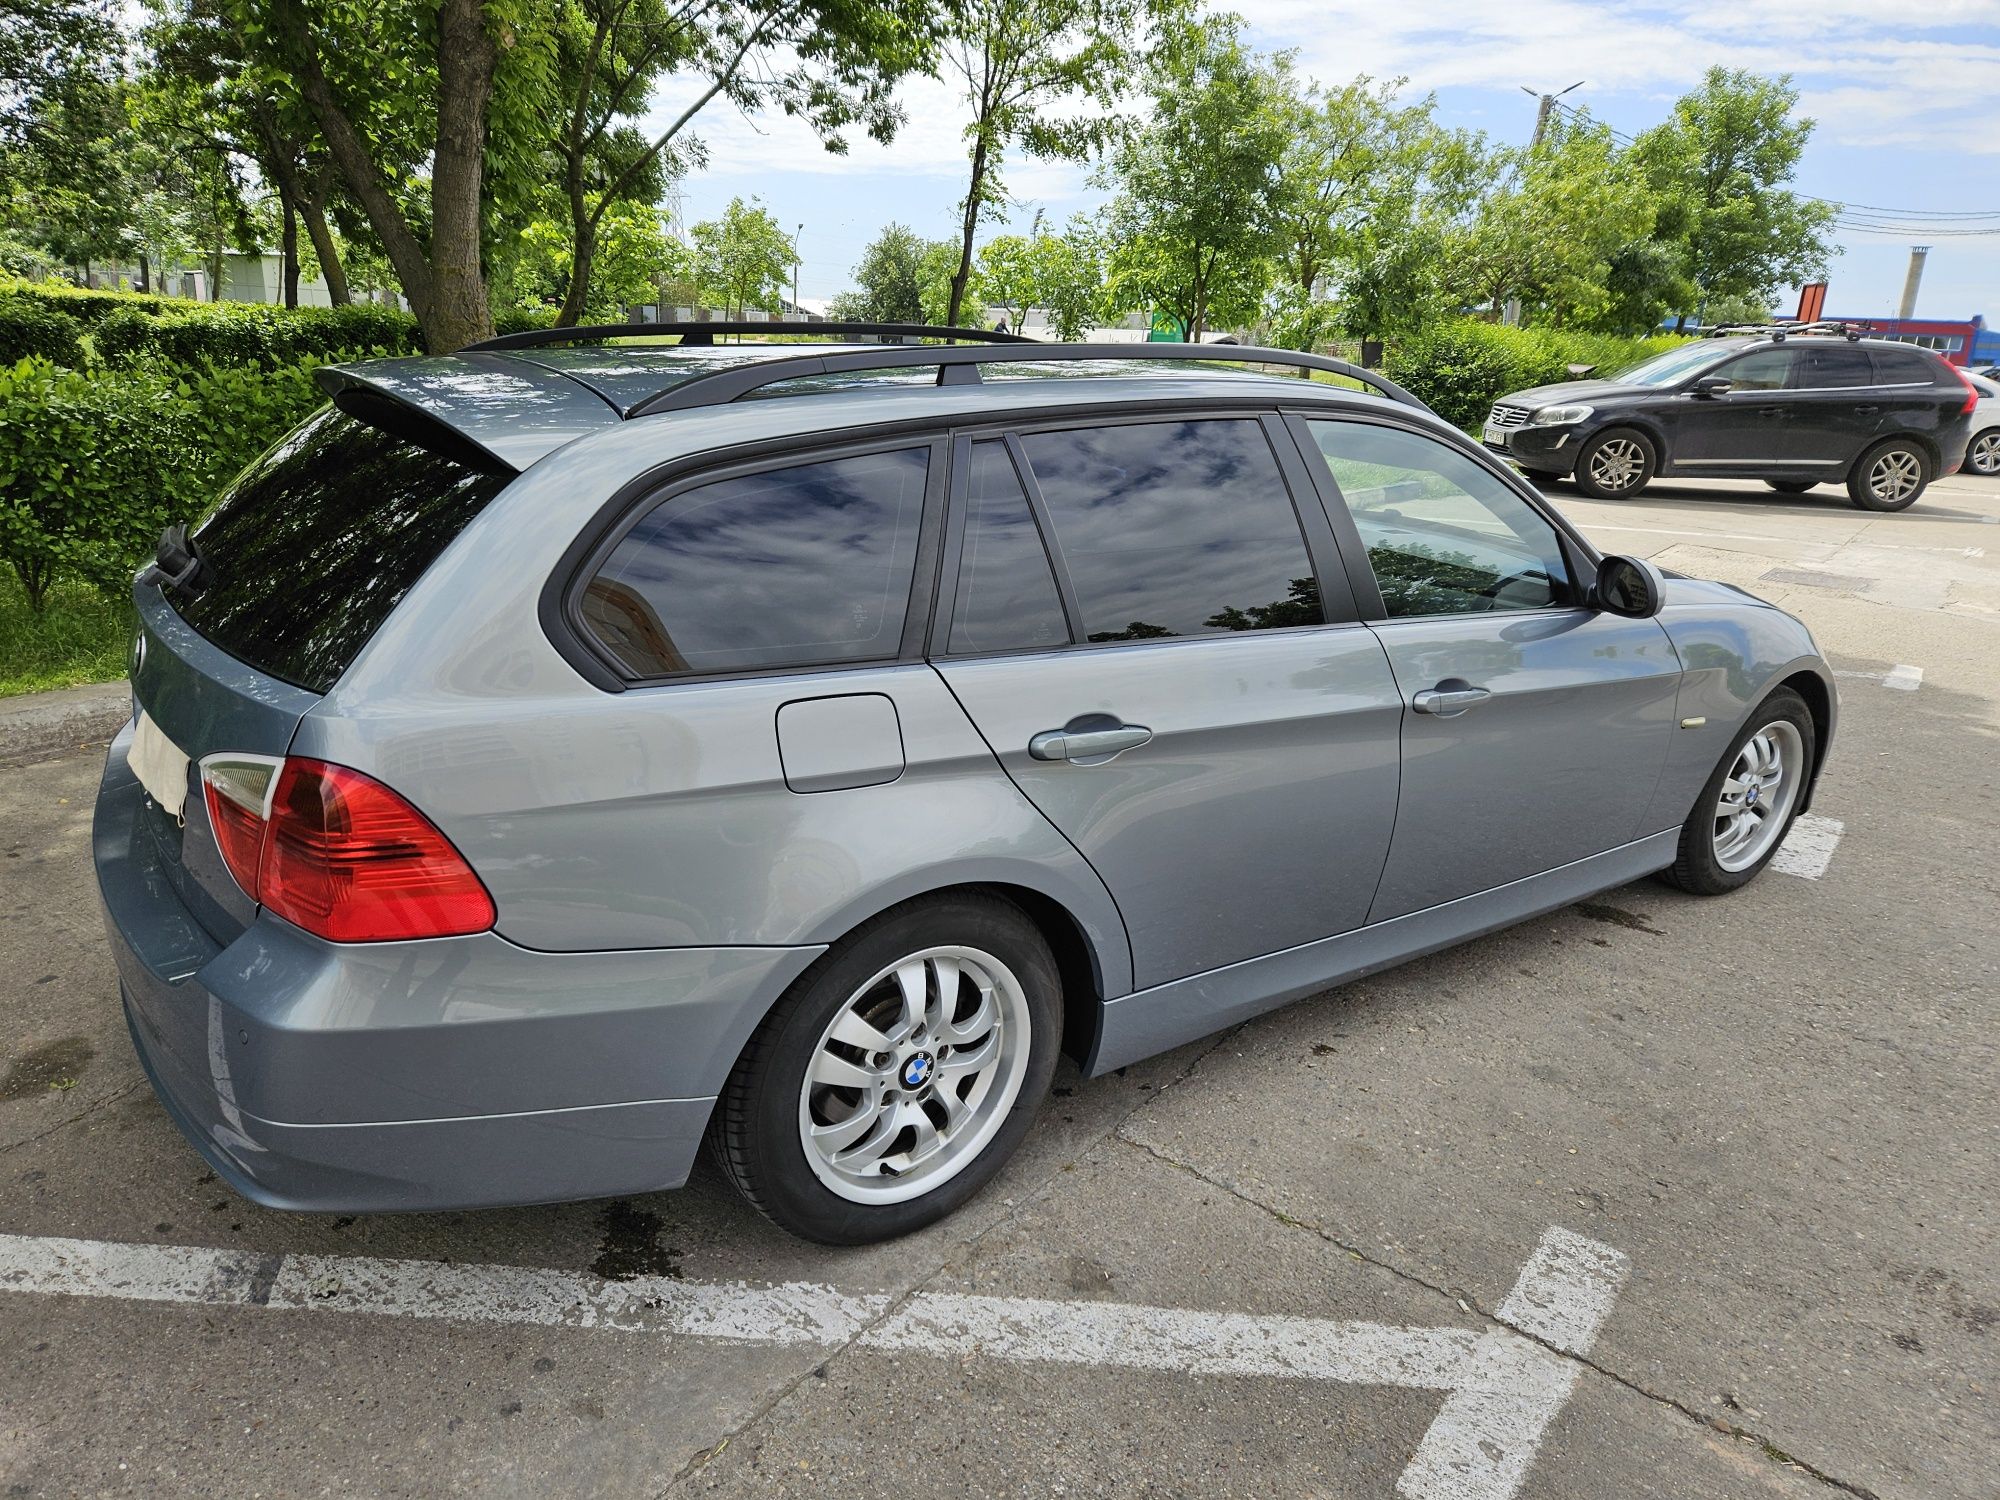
[1967,371,2000,477]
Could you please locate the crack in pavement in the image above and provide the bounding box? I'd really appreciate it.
[1116,1133,1882,1500]
[656,1030,1242,1495]
[0,1078,143,1159]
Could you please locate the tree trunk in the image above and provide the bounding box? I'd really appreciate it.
[1673,312,1689,334]
[136,251,150,294]
[280,188,301,309]
[298,186,350,306]
[946,128,991,330]
[556,218,594,328]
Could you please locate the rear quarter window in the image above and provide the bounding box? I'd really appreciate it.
[173,408,512,694]
[1870,347,1947,385]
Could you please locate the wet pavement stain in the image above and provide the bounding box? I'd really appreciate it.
[1575,902,1665,936]
[0,1037,94,1102]
[589,1200,683,1281]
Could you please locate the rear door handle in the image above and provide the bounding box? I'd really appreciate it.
[1852,404,1879,415]
[1412,685,1492,717]
[1757,405,1785,418]
[1028,724,1153,763]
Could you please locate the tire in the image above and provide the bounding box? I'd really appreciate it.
[1657,688,1816,896]
[1968,427,2000,478]
[1572,427,1656,499]
[1764,479,1818,494]
[712,893,1061,1244]
[1846,438,1929,511]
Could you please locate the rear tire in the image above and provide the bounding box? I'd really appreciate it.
[1658,688,1815,896]
[1764,479,1817,494]
[1847,438,1929,511]
[1968,427,2000,477]
[712,894,1060,1244]
[1573,428,1656,500]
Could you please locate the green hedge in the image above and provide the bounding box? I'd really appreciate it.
[1385,321,1686,432]
[0,295,86,367]
[0,356,329,611]
[93,301,423,367]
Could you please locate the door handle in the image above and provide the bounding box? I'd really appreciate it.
[1853,404,1879,415]
[1028,724,1153,763]
[1756,405,1785,418]
[1411,685,1492,717]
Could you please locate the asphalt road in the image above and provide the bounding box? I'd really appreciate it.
[0,472,1994,1500]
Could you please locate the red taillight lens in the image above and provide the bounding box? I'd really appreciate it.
[200,756,494,943]
[1950,363,1979,416]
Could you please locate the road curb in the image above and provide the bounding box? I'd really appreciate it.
[0,680,129,767]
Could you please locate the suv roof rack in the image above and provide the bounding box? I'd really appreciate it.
[623,341,1429,419]
[464,319,1040,353]
[1702,320,1871,342]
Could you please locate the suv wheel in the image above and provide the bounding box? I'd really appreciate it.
[1764,480,1818,494]
[712,894,1060,1244]
[1658,688,1815,896]
[1574,428,1655,499]
[1848,439,1929,510]
[1969,428,2000,477]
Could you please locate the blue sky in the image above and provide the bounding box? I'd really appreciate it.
[645,0,2000,321]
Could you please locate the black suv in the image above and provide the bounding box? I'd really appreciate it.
[1482,330,1977,510]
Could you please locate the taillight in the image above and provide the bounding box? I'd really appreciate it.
[199,756,495,943]
[1949,362,1979,416]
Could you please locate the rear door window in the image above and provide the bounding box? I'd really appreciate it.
[580,446,929,679]
[1793,346,1871,388]
[174,407,513,694]
[947,441,1071,655]
[1015,419,1324,643]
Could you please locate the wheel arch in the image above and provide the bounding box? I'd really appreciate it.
[1776,667,1836,812]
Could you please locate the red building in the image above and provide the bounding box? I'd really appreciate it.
[1819,313,1985,366]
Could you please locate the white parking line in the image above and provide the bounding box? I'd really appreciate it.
[1834,664,1923,692]
[1772,814,1844,879]
[0,1225,1627,1500]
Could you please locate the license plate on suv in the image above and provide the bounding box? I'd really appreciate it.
[1482,421,1509,448]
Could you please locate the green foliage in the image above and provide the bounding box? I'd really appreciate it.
[973,221,1104,338]
[1384,320,1685,432]
[511,202,692,321]
[0,354,328,611]
[1100,14,1291,337]
[0,296,86,366]
[837,223,955,325]
[691,197,794,318]
[0,571,130,695]
[0,281,422,367]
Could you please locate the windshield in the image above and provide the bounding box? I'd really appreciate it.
[1615,342,1733,388]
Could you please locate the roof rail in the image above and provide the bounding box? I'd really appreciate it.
[464,319,1040,353]
[623,341,1430,420]
[1702,319,1871,342]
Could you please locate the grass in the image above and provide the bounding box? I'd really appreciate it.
[0,572,131,697]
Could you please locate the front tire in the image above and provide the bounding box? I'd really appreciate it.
[1847,438,1929,510]
[1658,688,1815,896]
[1968,427,2000,477]
[1573,428,1656,500]
[712,894,1060,1244]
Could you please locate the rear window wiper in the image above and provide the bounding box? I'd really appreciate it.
[145,523,210,597]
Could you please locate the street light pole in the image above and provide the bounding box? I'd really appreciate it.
[792,223,803,319]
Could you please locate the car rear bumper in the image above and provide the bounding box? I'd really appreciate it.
[95,726,825,1213]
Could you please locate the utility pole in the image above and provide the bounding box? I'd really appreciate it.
[1504,83,1585,326]
[1897,246,1929,320]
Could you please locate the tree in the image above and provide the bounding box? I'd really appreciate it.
[508,201,691,318]
[834,222,954,324]
[937,0,1160,328]
[1630,68,1839,330]
[691,196,794,318]
[545,0,939,328]
[1098,15,1291,338]
[973,218,1105,337]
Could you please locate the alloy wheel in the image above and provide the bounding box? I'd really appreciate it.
[1971,431,2000,476]
[1712,720,1805,872]
[1867,448,1923,503]
[798,945,1032,1205]
[1587,437,1647,493]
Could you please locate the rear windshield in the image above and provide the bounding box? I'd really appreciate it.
[172,407,511,693]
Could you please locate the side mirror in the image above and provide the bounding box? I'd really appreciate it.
[1594,555,1666,619]
[1689,375,1733,398]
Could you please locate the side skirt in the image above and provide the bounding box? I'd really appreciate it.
[1083,830,1679,1076]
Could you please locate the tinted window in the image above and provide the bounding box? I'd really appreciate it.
[948,442,1070,654]
[1306,420,1571,617]
[1719,348,1794,391]
[175,407,512,694]
[1794,345,1871,388]
[582,448,927,678]
[1869,347,1943,385]
[1017,420,1323,643]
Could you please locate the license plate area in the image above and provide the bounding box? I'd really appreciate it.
[1482,421,1508,447]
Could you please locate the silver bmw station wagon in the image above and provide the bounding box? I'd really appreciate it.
[95,326,1835,1243]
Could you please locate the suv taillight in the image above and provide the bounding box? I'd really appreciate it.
[1949,362,1980,416]
[201,756,495,943]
